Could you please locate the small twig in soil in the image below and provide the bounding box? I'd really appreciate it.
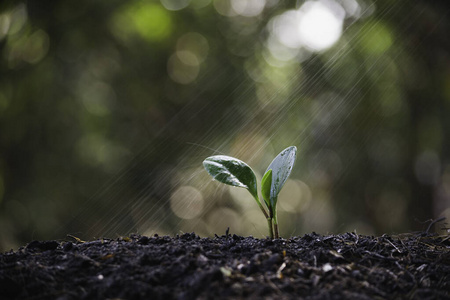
[385,239,402,254]
[425,217,446,234]
[66,234,86,243]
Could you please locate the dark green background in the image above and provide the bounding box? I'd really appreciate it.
[1,0,449,251]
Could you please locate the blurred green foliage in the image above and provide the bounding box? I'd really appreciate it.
[0,0,449,251]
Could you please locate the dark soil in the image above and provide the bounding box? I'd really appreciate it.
[1,231,449,299]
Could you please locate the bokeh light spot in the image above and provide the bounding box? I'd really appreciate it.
[176,32,209,63]
[191,0,212,9]
[266,0,345,61]
[271,10,304,49]
[340,0,361,18]
[177,50,200,66]
[0,13,11,41]
[297,0,345,51]
[213,0,238,17]
[3,4,28,36]
[278,180,312,213]
[22,29,50,64]
[160,0,191,11]
[170,186,204,219]
[278,179,303,212]
[167,32,209,84]
[231,0,266,17]
[358,21,392,54]
[168,52,200,84]
[111,2,173,42]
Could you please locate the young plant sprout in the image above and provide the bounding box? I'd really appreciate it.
[203,146,297,239]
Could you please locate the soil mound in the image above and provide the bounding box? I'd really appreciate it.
[1,232,449,299]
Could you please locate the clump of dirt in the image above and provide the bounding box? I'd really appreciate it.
[1,231,449,299]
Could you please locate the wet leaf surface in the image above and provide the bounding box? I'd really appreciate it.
[1,232,449,299]
[265,146,297,208]
[261,169,272,209]
[203,155,258,201]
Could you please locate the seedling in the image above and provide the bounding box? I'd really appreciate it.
[203,146,297,239]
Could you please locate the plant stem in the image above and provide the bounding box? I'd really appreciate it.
[256,200,269,219]
[254,196,273,238]
[267,217,274,239]
[268,205,276,239]
[272,209,279,238]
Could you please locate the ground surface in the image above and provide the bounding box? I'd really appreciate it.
[0,231,449,299]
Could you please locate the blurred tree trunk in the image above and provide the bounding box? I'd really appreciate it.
[404,1,450,229]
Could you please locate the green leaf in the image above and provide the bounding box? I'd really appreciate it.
[261,169,272,209]
[203,155,258,200]
[265,146,297,208]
